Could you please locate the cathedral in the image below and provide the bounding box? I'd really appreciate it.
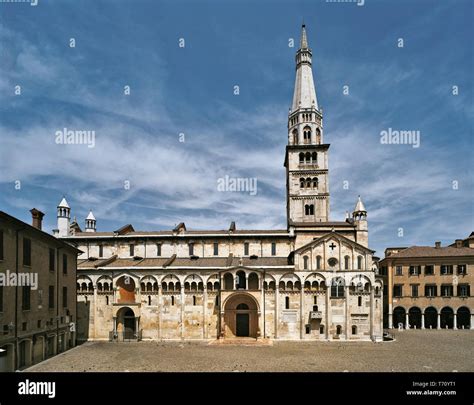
[55,25,383,342]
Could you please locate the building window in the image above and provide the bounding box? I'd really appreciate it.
[352,325,357,335]
[395,266,402,276]
[411,284,419,297]
[285,296,290,309]
[336,325,342,335]
[48,286,54,309]
[457,264,467,275]
[344,256,350,270]
[129,244,135,257]
[457,284,470,297]
[193,296,197,306]
[304,204,314,216]
[22,286,31,310]
[299,152,305,163]
[312,177,318,188]
[303,256,309,270]
[0,229,3,260]
[358,296,362,307]
[424,265,434,275]
[23,237,31,266]
[187,243,194,256]
[441,285,453,297]
[331,280,345,298]
[271,242,276,256]
[319,325,324,334]
[156,244,162,256]
[99,245,103,257]
[357,256,363,270]
[62,254,67,274]
[106,296,109,305]
[393,285,403,297]
[49,248,55,272]
[37,320,41,328]
[440,265,453,275]
[244,243,249,256]
[316,256,321,270]
[148,296,151,306]
[425,285,437,297]
[213,243,219,256]
[22,322,27,331]
[409,265,421,276]
[62,287,67,308]
[171,296,175,306]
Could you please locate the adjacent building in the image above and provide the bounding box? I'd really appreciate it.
[379,234,474,330]
[0,209,80,371]
[55,25,384,343]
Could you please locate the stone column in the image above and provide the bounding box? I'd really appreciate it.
[180,284,185,339]
[470,314,474,330]
[158,285,162,340]
[344,286,349,340]
[325,285,330,340]
[93,285,97,339]
[300,283,304,339]
[370,287,375,339]
[135,317,139,339]
[203,286,207,339]
[453,311,457,330]
[275,285,279,339]
[437,312,441,330]
[405,312,410,329]
[421,312,425,329]
[388,312,393,329]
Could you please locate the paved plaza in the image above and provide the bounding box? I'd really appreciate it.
[27,330,474,372]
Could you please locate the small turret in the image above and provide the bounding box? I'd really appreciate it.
[85,210,96,233]
[352,195,368,247]
[353,195,367,220]
[55,197,71,237]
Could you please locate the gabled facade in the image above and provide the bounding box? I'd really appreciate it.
[55,25,383,342]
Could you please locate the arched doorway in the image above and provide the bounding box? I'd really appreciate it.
[117,307,136,340]
[424,306,437,329]
[223,294,258,338]
[408,307,422,329]
[393,307,405,328]
[457,307,470,329]
[440,307,454,329]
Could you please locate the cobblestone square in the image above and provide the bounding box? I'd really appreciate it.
[27,330,474,372]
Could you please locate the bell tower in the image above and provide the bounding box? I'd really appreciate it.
[285,24,330,226]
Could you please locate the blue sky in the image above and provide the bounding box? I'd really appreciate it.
[0,0,472,256]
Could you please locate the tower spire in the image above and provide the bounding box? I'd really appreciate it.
[300,23,308,49]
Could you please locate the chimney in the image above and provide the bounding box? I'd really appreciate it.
[30,208,45,230]
[434,241,441,249]
[455,239,463,248]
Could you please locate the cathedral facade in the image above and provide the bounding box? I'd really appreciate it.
[56,25,383,342]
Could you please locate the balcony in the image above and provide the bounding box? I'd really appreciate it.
[310,311,322,319]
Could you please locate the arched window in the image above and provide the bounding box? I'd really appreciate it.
[248,273,259,290]
[312,281,319,290]
[303,255,309,270]
[171,296,175,306]
[148,296,151,306]
[224,273,233,290]
[161,282,168,292]
[305,152,311,163]
[344,256,350,270]
[214,281,220,290]
[106,296,109,305]
[352,325,357,335]
[357,256,363,270]
[336,325,342,335]
[287,281,293,290]
[285,296,290,309]
[236,303,249,310]
[303,126,311,144]
[331,278,345,297]
[207,282,213,291]
[184,282,190,292]
[306,177,311,188]
[146,282,152,292]
[300,178,305,188]
[319,325,324,334]
[279,281,285,290]
[316,128,321,144]
[299,152,305,163]
[305,204,314,216]
[193,296,196,306]
[316,256,322,269]
[236,270,246,289]
[358,296,362,307]
[312,177,318,188]
[304,281,311,290]
[292,129,298,145]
